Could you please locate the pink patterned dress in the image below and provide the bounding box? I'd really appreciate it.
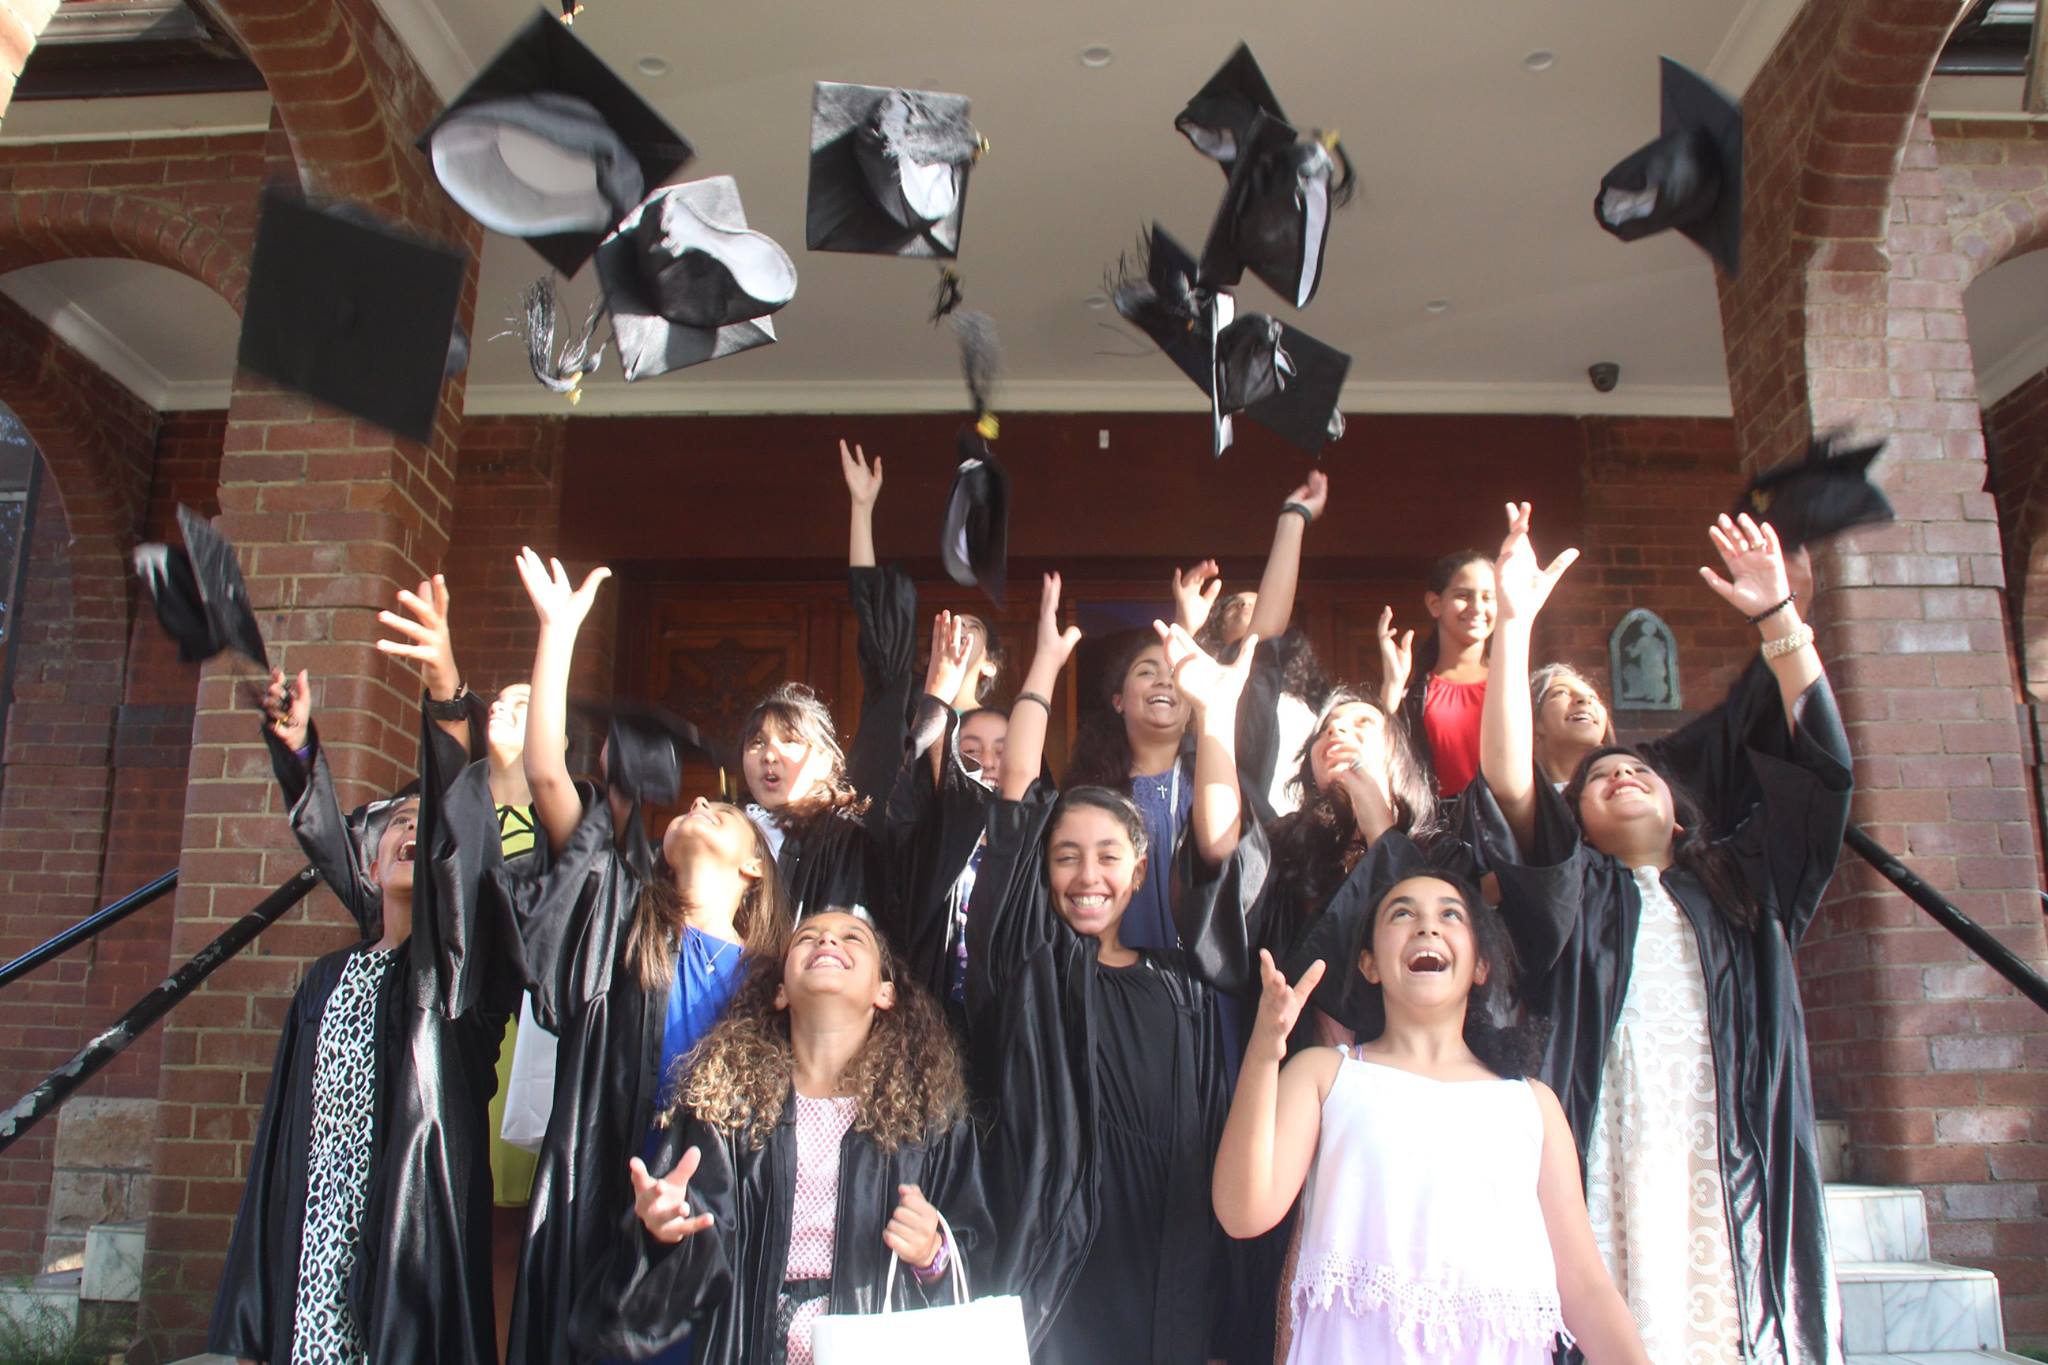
[780,1095,858,1365]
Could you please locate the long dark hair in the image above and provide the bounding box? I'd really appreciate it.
[1563,744,1758,929]
[1268,690,1444,921]
[1063,632,1174,794]
[628,810,791,994]
[1349,864,1548,1080]
[1409,548,1491,683]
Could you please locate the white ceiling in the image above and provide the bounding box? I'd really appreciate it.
[5,0,2046,417]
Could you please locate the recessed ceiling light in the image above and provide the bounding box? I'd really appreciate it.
[1084,293,1110,310]
[636,55,670,77]
[1079,44,1114,69]
[1424,298,1451,315]
[1522,50,1556,72]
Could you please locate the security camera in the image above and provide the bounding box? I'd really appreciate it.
[1588,362,1620,393]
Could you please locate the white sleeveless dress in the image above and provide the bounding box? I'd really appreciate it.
[1288,1052,1570,1363]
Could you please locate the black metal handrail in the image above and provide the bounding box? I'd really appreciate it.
[0,868,179,993]
[0,865,318,1155]
[1847,827,2048,1013]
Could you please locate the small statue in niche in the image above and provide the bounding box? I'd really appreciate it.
[1609,608,1680,710]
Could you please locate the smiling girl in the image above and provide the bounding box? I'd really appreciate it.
[1386,549,1499,799]
[965,574,1239,1363]
[573,909,990,1365]
[1213,845,1649,1363]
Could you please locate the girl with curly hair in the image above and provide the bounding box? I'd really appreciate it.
[505,549,792,1365]
[1218,851,1647,1363]
[1473,506,1851,1364]
[572,909,990,1365]
[966,573,1243,1364]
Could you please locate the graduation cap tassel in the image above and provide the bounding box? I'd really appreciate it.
[511,277,610,406]
[950,308,1002,438]
[1314,131,1359,208]
[1107,233,1201,341]
[929,267,965,324]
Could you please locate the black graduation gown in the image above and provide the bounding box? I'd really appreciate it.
[1471,677,1853,1365]
[965,786,1230,1363]
[496,785,681,1365]
[210,706,513,1365]
[765,566,917,919]
[1232,629,1325,828]
[880,696,991,1035]
[569,1100,993,1363]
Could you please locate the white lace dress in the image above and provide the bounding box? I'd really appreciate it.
[1288,1052,1570,1363]
[290,946,399,1365]
[1581,867,1744,1365]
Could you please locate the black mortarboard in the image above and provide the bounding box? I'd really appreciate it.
[1110,223,1219,394]
[1595,57,1743,275]
[1197,111,1354,310]
[807,82,982,259]
[237,188,466,445]
[1736,432,1893,553]
[937,308,1008,607]
[593,175,795,382]
[1175,43,1286,165]
[325,201,471,381]
[418,10,693,277]
[574,698,723,804]
[133,504,269,669]
[1209,295,1350,459]
[1283,832,1487,1038]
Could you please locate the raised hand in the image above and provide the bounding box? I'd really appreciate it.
[924,609,975,702]
[1286,469,1329,522]
[1376,606,1413,702]
[628,1149,713,1244]
[839,439,883,508]
[1701,512,1792,617]
[264,667,311,751]
[1171,559,1223,634]
[1034,572,1083,669]
[882,1183,944,1270]
[514,547,611,631]
[1493,502,1580,625]
[376,574,461,700]
[1250,949,1326,1063]
[1156,620,1257,718]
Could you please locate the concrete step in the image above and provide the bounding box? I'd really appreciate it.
[1828,1183,1933,1264]
[1819,1115,1851,1182]
[1838,1260,2007,1356]
[1845,1353,2038,1364]
[82,1218,144,1303]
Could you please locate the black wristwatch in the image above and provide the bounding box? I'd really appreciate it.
[424,685,471,721]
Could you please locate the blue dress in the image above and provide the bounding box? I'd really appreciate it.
[1122,761,1193,953]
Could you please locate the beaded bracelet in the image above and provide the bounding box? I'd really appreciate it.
[1746,592,1797,626]
[1281,501,1315,525]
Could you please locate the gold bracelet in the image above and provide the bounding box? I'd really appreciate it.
[1761,622,1814,661]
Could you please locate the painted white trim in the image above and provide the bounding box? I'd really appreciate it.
[0,273,172,409]
[461,377,1735,419]
[1978,322,2048,405]
[366,0,476,102]
[0,92,272,144]
[1707,0,1809,94]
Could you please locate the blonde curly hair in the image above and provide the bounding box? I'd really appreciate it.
[670,913,966,1153]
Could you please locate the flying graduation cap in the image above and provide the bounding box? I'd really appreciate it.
[1735,431,1893,554]
[417,10,694,277]
[808,82,984,259]
[573,698,725,804]
[1177,45,1355,310]
[237,189,467,445]
[133,504,269,669]
[593,175,796,381]
[1595,57,1743,275]
[935,296,1009,607]
[1111,224,1348,459]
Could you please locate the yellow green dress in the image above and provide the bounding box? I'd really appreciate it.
[488,803,539,1204]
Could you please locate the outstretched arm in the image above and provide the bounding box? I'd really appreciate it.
[1375,605,1414,714]
[1700,513,1823,731]
[1212,950,1331,1238]
[1001,573,1082,802]
[377,574,470,751]
[842,439,881,570]
[1533,1081,1650,1364]
[1158,620,1258,867]
[1480,502,1579,853]
[515,547,612,856]
[921,610,975,784]
[1170,559,1222,636]
[1246,471,1327,642]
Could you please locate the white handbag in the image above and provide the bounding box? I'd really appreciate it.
[808,1210,1030,1365]
[499,996,559,1152]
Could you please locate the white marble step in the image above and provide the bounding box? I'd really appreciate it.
[1828,1183,1933,1264]
[82,1219,145,1303]
[1846,1353,2037,1364]
[0,1271,80,1333]
[1838,1260,2006,1356]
